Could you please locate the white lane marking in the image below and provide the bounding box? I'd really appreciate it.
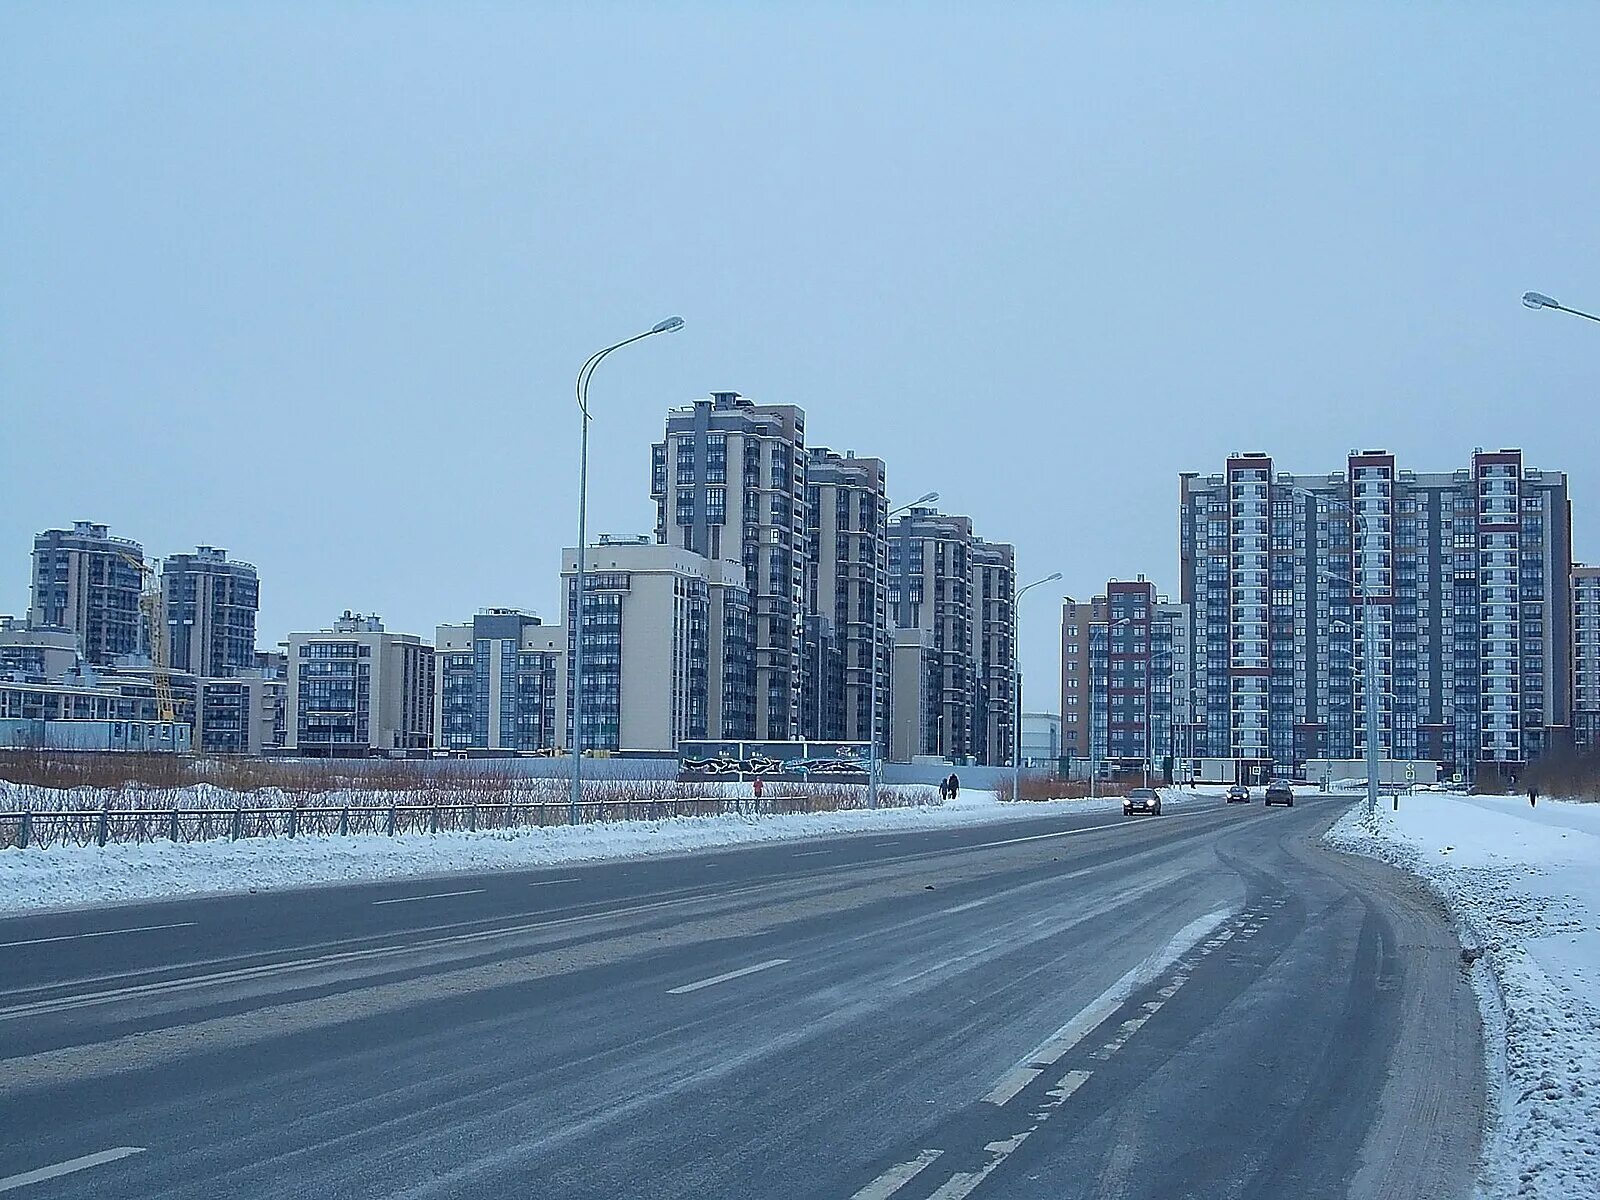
[791,850,830,858]
[0,1147,146,1193]
[973,809,1209,849]
[666,958,790,995]
[850,1149,944,1200]
[941,898,992,916]
[982,907,1231,1105]
[0,882,788,1021]
[935,1072,1093,1198]
[372,889,485,906]
[526,878,582,888]
[873,841,902,847]
[984,1064,1043,1106]
[0,922,196,950]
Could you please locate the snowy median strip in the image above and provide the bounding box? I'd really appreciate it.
[1324,793,1600,1200]
[0,787,1182,917]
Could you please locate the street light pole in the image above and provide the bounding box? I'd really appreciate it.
[869,491,938,809]
[1523,291,1600,324]
[1012,572,1062,803]
[570,317,684,824]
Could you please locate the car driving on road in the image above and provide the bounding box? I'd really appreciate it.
[1226,784,1250,803]
[1124,787,1162,817]
[1264,780,1294,808]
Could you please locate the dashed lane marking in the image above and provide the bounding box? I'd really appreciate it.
[0,922,197,949]
[372,889,485,906]
[526,877,582,888]
[849,1149,944,1200]
[932,1071,1093,1199]
[666,958,790,995]
[0,1147,146,1193]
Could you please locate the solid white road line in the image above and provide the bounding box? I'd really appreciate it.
[791,850,830,858]
[0,922,196,950]
[982,907,1231,1106]
[371,889,485,906]
[933,1072,1093,1199]
[0,1147,146,1193]
[526,878,582,888]
[849,1149,944,1200]
[972,809,1211,850]
[666,958,790,995]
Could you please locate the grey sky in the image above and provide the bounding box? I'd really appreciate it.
[3,2,1597,708]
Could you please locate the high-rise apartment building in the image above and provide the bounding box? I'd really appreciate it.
[29,522,144,665]
[1062,582,1190,773]
[889,507,974,760]
[802,447,888,744]
[1180,448,1572,777]
[562,537,753,752]
[652,391,807,740]
[1059,594,1107,760]
[1573,565,1600,748]
[435,609,565,752]
[970,539,1017,765]
[161,547,259,677]
[284,612,435,756]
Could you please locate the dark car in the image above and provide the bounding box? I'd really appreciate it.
[1264,781,1294,807]
[1124,787,1162,817]
[1226,784,1250,803]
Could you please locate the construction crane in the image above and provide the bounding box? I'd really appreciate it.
[118,550,176,725]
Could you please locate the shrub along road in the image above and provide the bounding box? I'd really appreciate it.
[0,793,1483,1199]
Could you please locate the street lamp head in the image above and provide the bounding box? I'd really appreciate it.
[651,316,686,334]
[915,491,940,506]
[1522,292,1559,310]
[1043,571,1063,584]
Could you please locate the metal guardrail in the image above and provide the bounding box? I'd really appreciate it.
[0,796,815,851]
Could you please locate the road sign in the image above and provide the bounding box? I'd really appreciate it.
[1405,764,1415,782]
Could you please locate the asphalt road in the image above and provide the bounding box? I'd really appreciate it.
[0,791,1485,1199]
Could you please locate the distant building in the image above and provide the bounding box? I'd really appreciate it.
[1059,593,1107,761]
[434,609,565,752]
[890,626,937,763]
[1019,712,1062,765]
[161,547,259,677]
[802,447,889,744]
[1574,565,1600,749]
[196,672,286,756]
[562,538,752,752]
[28,522,144,665]
[970,539,1017,765]
[0,616,80,681]
[889,507,975,760]
[653,391,807,740]
[284,612,435,756]
[1180,448,1573,777]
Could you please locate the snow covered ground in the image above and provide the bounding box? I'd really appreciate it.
[1325,794,1600,1200]
[0,786,1154,917]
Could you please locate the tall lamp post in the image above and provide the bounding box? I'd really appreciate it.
[869,491,938,809]
[1296,488,1380,822]
[1523,291,1600,324]
[570,317,685,823]
[1011,572,1062,803]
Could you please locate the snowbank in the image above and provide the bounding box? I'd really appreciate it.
[0,787,1147,917]
[1325,794,1600,1199]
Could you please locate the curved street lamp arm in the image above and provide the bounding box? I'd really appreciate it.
[577,328,661,417]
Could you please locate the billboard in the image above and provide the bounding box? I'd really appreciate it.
[677,740,870,783]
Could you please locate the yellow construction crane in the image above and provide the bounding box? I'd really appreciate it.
[118,550,176,725]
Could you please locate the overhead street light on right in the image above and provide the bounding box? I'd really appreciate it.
[1522,291,1600,324]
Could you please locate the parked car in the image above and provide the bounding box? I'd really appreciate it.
[1226,784,1250,803]
[1124,787,1162,817]
[1264,780,1294,807]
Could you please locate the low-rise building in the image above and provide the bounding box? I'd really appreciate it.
[434,609,565,753]
[284,612,435,756]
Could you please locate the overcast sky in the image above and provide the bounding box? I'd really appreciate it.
[3,2,1598,709]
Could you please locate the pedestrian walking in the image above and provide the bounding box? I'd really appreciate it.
[947,772,960,800]
[1528,784,1538,808]
[752,776,764,805]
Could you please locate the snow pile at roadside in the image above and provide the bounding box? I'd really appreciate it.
[0,787,1145,916]
[1325,794,1600,1199]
